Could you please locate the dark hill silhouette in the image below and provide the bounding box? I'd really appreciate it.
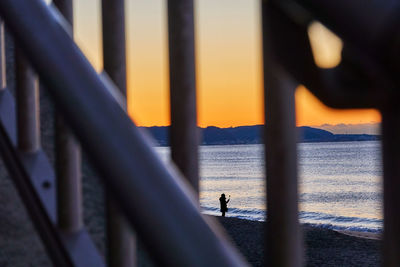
[140,125,379,146]
[298,126,334,141]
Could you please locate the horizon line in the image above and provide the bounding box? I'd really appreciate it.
[136,122,381,128]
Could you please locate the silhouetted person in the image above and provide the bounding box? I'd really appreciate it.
[219,193,230,217]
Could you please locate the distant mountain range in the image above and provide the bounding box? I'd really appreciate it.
[140,125,380,146]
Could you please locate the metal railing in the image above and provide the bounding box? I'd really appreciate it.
[263,0,400,266]
[0,0,247,266]
[0,0,398,266]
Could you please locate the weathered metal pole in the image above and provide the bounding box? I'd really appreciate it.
[381,103,400,267]
[0,20,5,90]
[16,48,40,153]
[167,0,199,193]
[102,0,136,266]
[53,0,83,233]
[262,1,302,266]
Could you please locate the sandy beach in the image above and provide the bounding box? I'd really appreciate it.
[215,216,381,267]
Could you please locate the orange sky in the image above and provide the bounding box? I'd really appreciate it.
[295,86,381,126]
[72,0,381,128]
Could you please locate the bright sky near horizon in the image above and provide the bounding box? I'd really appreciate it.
[71,0,381,130]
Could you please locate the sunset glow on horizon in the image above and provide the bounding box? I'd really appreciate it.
[72,0,381,129]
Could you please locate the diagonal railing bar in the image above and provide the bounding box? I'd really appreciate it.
[0,91,70,267]
[0,15,103,266]
[0,0,248,266]
[0,88,105,267]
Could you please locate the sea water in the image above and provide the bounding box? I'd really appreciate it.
[156,141,383,233]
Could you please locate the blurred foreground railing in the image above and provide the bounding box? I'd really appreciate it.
[0,0,247,266]
[0,0,398,266]
[263,0,400,266]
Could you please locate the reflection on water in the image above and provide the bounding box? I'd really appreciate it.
[156,141,383,232]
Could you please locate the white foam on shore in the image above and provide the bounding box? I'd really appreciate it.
[335,230,381,240]
[202,206,383,235]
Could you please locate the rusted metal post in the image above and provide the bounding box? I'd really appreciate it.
[262,1,302,266]
[0,20,5,90]
[53,0,83,233]
[167,0,199,193]
[102,0,136,266]
[381,104,400,266]
[16,48,40,153]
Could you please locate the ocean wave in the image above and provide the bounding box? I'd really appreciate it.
[202,206,265,221]
[298,211,382,233]
[201,206,382,233]
[302,223,381,233]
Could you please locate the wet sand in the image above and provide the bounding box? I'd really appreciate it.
[214,216,381,267]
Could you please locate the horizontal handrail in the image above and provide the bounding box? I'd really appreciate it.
[0,0,248,266]
[265,0,399,112]
[292,0,400,54]
[282,0,400,83]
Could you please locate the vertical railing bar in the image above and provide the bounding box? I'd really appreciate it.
[381,105,400,266]
[262,1,302,266]
[101,0,136,266]
[0,19,5,90]
[167,0,199,193]
[53,0,83,233]
[102,0,127,93]
[16,48,40,153]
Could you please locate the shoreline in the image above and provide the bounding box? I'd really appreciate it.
[205,212,382,240]
[213,215,381,266]
[335,230,381,240]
